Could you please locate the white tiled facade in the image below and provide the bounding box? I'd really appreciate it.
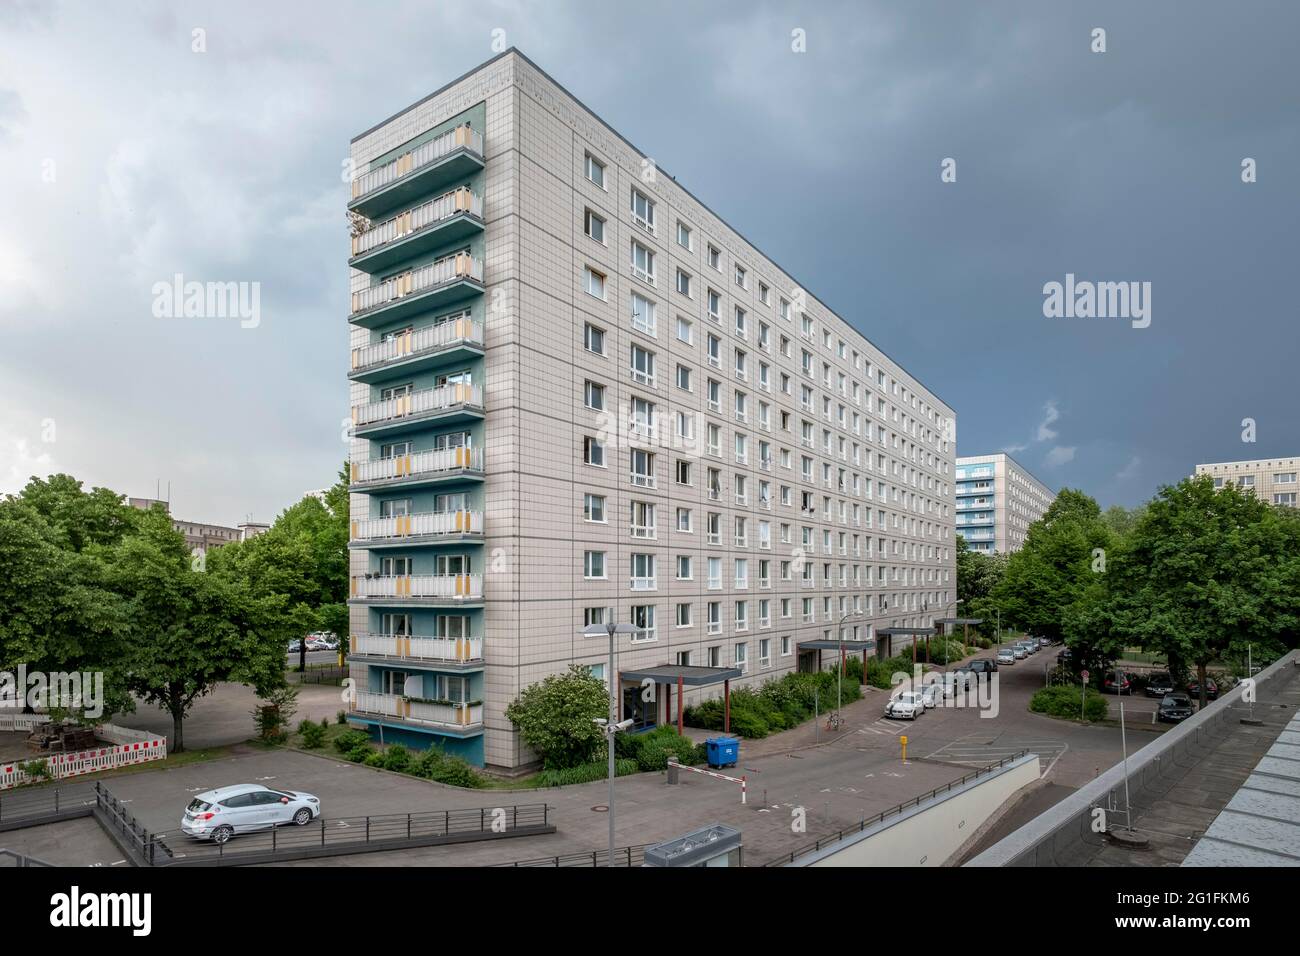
[955,453,1054,554]
[347,50,957,771]
[1195,458,1300,508]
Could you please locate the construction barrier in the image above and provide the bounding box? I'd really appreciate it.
[0,720,167,791]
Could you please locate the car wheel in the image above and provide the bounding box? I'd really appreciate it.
[293,808,312,826]
[211,825,233,845]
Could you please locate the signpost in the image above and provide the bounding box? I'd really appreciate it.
[1080,668,1090,720]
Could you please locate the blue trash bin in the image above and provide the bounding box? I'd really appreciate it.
[706,736,739,769]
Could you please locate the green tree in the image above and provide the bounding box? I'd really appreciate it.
[1098,476,1300,705]
[112,508,303,751]
[954,535,1008,634]
[505,665,610,770]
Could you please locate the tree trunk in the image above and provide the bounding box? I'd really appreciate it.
[299,641,307,673]
[171,704,185,754]
[1196,661,1208,710]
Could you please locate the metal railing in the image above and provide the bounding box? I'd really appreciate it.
[0,849,52,867]
[352,632,483,663]
[351,318,483,372]
[350,446,482,485]
[352,692,483,728]
[351,126,484,201]
[352,188,483,256]
[95,782,173,866]
[350,253,483,315]
[351,510,483,541]
[350,573,482,601]
[763,751,1031,866]
[352,382,483,427]
[496,843,651,867]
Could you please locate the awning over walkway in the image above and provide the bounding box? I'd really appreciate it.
[796,639,876,652]
[619,664,742,736]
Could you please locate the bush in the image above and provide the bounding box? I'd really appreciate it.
[300,721,326,749]
[334,729,372,754]
[406,746,485,788]
[536,759,639,787]
[1030,685,1109,722]
[617,726,699,771]
[363,750,386,768]
[380,744,412,773]
[683,667,866,739]
[336,710,348,725]
[505,665,609,770]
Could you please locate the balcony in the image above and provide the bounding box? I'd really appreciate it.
[349,126,485,219]
[350,510,484,549]
[350,188,485,274]
[349,446,483,493]
[349,573,482,605]
[351,383,484,440]
[350,253,484,329]
[350,632,483,668]
[352,692,483,735]
[351,318,485,384]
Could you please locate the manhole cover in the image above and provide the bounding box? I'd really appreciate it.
[591,805,609,812]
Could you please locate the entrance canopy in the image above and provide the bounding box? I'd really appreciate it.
[797,639,876,652]
[619,664,743,736]
[934,617,983,626]
[876,627,937,637]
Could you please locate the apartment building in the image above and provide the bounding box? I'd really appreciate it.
[1194,458,1300,508]
[345,49,957,771]
[127,497,266,556]
[954,454,1055,554]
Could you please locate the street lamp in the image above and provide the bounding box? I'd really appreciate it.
[582,620,637,867]
[836,610,863,718]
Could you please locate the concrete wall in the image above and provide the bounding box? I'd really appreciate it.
[787,753,1040,866]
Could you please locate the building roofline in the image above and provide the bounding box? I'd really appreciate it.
[1195,457,1299,468]
[956,452,1055,495]
[350,47,955,416]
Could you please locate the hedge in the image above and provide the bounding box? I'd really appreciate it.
[537,759,639,787]
[684,667,863,739]
[1030,685,1109,722]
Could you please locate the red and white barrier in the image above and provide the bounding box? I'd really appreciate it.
[667,759,747,804]
[0,722,167,791]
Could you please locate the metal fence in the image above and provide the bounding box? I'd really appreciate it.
[763,750,1032,866]
[94,782,173,865]
[0,781,96,829]
[496,844,652,867]
[0,849,52,867]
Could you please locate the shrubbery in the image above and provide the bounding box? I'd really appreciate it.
[1031,685,1109,721]
[684,668,864,739]
[537,759,639,787]
[616,725,703,771]
[299,719,326,749]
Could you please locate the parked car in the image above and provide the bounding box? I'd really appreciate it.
[1158,694,1195,722]
[943,670,973,696]
[180,784,321,844]
[287,639,302,653]
[1101,670,1132,694]
[1038,636,1051,648]
[884,691,925,720]
[919,683,943,709]
[1010,645,1028,660]
[996,647,1016,665]
[1017,640,1038,656]
[966,659,998,676]
[1144,672,1175,698]
[1185,677,1219,700]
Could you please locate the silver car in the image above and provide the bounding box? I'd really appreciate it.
[996,647,1016,665]
[180,784,321,844]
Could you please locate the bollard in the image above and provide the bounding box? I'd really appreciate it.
[666,758,680,785]
[900,735,908,763]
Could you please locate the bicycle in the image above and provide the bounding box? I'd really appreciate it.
[825,712,843,732]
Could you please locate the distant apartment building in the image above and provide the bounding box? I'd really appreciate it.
[1194,458,1299,508]
[128,498,268,556]
[954,454,1055,554]
[344,49,957,770]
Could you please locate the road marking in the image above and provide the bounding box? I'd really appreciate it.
[925,734,1067,777]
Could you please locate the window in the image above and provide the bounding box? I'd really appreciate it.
[631,189,656,232]
[708,245,721,270]
[584,209,605,243]
[1275,472,1297,484]
[583,436,605,467]
[1239,475,1256,487]
[630,501,656,538]
[631,293,657,336]
[707,289,721,322]
[759,282,770,305]
[630,343,656,386]
[676,364,692,391]
[676,506,692,530]
[583,323,605,356]
[781,635,792,656]
[676,460,692,486]
[676,603,693,627]
[676,315,692,344]
[584,380,604,410]
[585,153,606,188]
[630,552,656,590]
[677,555,693,580]
[630,604,656,642]
[734,641,748,671]
[584,606,612,627]
[584,550,606,579]
[631,448,655,487]
[676,269,692,297]
[677,221,692,250]
[734,264,747,288]
[583,493,605,523]
[1276,493,1297,506]
[584,267,606,300]
[631,241,655,283]
[759,638,771,667]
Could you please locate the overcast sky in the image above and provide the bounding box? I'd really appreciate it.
[1,0,1296,525]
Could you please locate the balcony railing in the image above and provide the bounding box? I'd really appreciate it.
[351,188,484,257]
[351,253,483,316]
[352,382,483,428]
[351,632,483,664]
[353,691,482,729]
[350,573,482,600]
[350,446,482,486]
[351,318,483,373]
[351,510,483,542]
[351,126,485,201]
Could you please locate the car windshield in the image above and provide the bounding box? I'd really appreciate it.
[1166,696,1190,705]
[186,798,211,812]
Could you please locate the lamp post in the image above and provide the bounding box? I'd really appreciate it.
[939,598,963,670]
[583,620,637,867]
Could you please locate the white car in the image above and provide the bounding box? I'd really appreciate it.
[919,683,943,709]
[996,647,1016,665]
[181,784,321,844]
[884,691,925,720]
